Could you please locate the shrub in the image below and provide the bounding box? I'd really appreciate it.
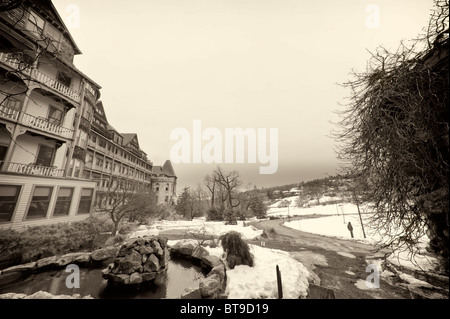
[207,207,223,221]
[0,216,113,268]
[219,231,254,269]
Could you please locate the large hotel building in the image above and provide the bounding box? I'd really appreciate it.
[0,0,176,231]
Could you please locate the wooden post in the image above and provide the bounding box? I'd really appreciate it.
[276,265,283,299]
[353,193,366,239]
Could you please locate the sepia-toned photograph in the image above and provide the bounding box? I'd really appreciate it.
[0,0,448,311]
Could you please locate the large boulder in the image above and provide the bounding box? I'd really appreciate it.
[91,247,118,262]
[102,236,168,286]
[171,241,196,257]
[199,274,222,298]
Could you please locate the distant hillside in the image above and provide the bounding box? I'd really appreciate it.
[242,174,355,208]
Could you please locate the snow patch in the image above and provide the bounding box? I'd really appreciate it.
[337,252,357,259]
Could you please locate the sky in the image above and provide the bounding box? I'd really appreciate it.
[52,0,435,193]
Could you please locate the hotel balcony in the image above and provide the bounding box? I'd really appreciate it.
[0,161,65,177]
[0,104,74,140]
[0,52,81,104]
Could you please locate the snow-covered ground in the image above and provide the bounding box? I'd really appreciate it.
[132,219,263,240]
[278,204,440,273]
[167,239,311,299]
[133,221,310,299]
[129,200,442,298]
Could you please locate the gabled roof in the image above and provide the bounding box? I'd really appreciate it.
[122,133,138,147]
[152,160,176,177]
[94,101,108,123]
[39,0,82,55]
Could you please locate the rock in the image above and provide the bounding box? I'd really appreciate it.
[139,246,154,255]
[199,274,221,298]
[114,250,142,275]
[154,269,166,285]
[129,272,143,285]
[408,286,448,299]
[56,253,90,267]
[181,284,202,299]
[201,255,223,270]
[150,240,164,257]
[109,274,130,285]
[0,292,26,299]
[141,272,157,282]
[158,237,168,249]
[117,245,130,258]
[207,264,226,282]
[143,254,160,272]
[0,291,93,299]
[1,262,36,274]
[25,291,59,299]
[102,264,113,276]
[192,246,209,260]
[172,241,195,257]
[102,236,169,286]
[36,256,58,269]
[91,247,118,261]
[135,238,145,246]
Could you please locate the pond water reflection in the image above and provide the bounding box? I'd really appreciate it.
[0,258,205,299]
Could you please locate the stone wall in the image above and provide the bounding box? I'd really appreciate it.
[102,236,169,286]
[170,240,227,299]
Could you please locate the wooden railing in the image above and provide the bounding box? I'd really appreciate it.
[0,104,20,121]
[0,52,81,103]
[21,113,74,139]
[2,161,64,177]
[0,104,74,139]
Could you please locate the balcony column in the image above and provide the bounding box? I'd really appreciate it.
[64,80,86,177]
[0,124,25,172]
[17,49,40,122]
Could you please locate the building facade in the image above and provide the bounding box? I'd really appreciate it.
[0,1,176,230]
[151,160,177,205]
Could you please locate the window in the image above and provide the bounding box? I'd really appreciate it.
[26,186,53,219]
[166,183,169,192]
[48,106,63,125]
[0,185,21,222]
[35,145,54,167]
[5,97,22,110]
[27,11,45,35]
[44,23,61,42]
[155,183,159,192]
[98,138,106,148]
[78,188,93,214]
[53,188,73,216]
[0,145,7,170]
[56,70,71,87]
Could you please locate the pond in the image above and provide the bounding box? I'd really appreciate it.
[0,258,206,299]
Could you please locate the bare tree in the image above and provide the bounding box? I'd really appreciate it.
[333,0,449,273]
[213,166,242,210]
[97,178,158,236]
[204,173,216,208]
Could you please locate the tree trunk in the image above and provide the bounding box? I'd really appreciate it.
[112,221,120,236]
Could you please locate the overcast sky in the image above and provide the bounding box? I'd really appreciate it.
[53,0,434,193]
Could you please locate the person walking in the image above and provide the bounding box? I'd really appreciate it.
[347,221,354,238]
